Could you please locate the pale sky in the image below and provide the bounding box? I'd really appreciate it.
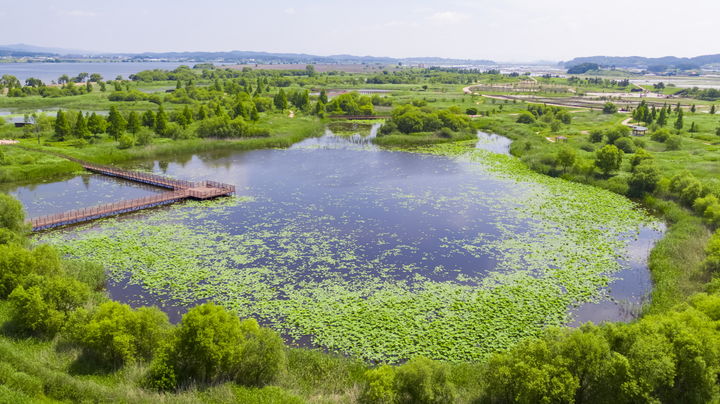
[1,0,718,62]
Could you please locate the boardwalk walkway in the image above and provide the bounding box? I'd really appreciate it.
[29,154,235,231]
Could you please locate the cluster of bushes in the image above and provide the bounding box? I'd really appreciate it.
[380,104,471,135]
[323,92,375,116]
[665,172,720,226]
[650,128,682,151]
[516,104,572,132]
[108,89,162,104]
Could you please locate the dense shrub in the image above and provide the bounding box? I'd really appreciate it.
[516,111,536,124]
[589,130,604,143]
[68,301,170,367]
[0,244,62,298]
[670,172,704,206]
[651,128,672,142]
[602,102,618,114]
[629,148,652,172]
[0,194,26,234]
[196,116,249,138]
[628,161,661,196]
[381,105,470,136]
[117,133,135,149]
[665,136,682,150]
[604,125,630,144]
[395,357,456,404]
[703,230,720,272]
[594,144,623,175]
[614,137,636,153]
[147,303,286,390]
[9,275,90,336]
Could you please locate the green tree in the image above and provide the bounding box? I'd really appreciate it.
[274,89,288,110]
[657,107,668,126]
[629,148,652,172]
[556,147,576,172]
[319,89,328,104]
[690,104,696,113]
[72,112,91,139]
[142,110,156,128]
[155,106,169,136]
[305,64,316,77]
[107,106,126,140]
[602,102,618,114]
[126,111,141,134]
[594,144,623,175]
[53,110,71,141]
[710,105,716,114]
[289,89,310,111]
[179,106,194,128]
[628,161,661,196]
[674,108,684,130]
[87,112,107,135]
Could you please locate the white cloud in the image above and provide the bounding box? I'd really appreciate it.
[427,11,470,24]
[284,8,296,15]
[60,10,98,17]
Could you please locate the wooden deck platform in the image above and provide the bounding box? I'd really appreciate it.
[29,156,235,231]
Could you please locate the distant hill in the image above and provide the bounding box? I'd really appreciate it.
[0,43,97,56]
[562,54,720,71]
[0,44,495,66]
[123,50,495,66]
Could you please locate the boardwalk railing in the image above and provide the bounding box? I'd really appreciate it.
[23,151,236,231]
[30,190,189,231]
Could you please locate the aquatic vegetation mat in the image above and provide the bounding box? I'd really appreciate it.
[36,142,660,362]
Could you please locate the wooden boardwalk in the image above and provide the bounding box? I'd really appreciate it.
[29,156,235,231]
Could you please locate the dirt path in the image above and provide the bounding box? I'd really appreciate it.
[288,110,295,118]
[0,139,19,145]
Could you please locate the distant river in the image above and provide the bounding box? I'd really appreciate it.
[0,62,191,83]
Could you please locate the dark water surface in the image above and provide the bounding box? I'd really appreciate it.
[1,174,164,218]
[7,130,662,332]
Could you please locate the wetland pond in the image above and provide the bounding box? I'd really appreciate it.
[7,128,663,362]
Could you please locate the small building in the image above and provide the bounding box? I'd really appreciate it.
[631,125,648,136]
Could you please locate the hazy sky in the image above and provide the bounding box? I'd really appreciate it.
[1,0,718,62]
